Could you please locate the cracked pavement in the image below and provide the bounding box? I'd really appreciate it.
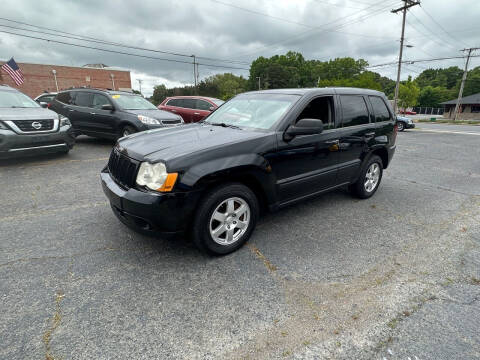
[0,125,479,359]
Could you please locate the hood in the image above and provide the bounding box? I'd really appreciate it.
[117,123,270,163]
[0,107,58,121]
[127,109,182,121]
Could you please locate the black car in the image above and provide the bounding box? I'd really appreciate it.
[50,88,183,139]
[0,85,75,158]
[396,115,415,131]
[101,88,397,255]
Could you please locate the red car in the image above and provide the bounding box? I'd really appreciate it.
[158,96,224,123]
[399,109,417,115]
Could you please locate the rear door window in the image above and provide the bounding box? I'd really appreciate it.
[369,96,391,122]
[182,99,196,109]
[74,92,93,108]
[339,95,370,127]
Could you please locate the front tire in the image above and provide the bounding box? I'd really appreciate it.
[350,155,383,199]
[397,121,405,131]
[121,125,137,138]
[192,183,259,255]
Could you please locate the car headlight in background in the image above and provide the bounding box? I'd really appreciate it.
[136,162,178,192]
[138,115,160,125]
[59,115,71,127]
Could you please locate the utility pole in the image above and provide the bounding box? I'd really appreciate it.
[454,47,479,121]
[256,76,261,90]
[137,79,142,95]
[392,0,420,114]
[191,55,197,94]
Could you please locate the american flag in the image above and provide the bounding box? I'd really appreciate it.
[1,58,25,86]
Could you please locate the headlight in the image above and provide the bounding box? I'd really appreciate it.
[136,162,178,192]
[138,115,160,125]
[59,115,71,127]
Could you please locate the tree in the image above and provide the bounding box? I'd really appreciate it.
[417,86,456,107]
[398,76,420,110]
[151,84,168,105]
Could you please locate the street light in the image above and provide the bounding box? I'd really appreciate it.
[52,69,58,92]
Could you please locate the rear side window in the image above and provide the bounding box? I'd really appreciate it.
[56,92,72,104]
[74,92,93,107]
[166,99,179,107]
[340,95,369,127]
[196,99,212,111]
[182,99,196,109]
[369,96,391,122]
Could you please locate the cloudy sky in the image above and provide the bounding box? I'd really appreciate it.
[1,0,479,96]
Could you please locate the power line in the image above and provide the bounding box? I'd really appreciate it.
[0,17,251,66]
[367,54,480,69]
[0,29,251,71]
[232,0,399,58]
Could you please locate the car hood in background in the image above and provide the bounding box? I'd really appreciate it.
[117,123,271,164]
[0,107,58,120]
[127,109,182,121]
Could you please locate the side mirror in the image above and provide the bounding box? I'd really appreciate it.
[39,102,48,108]
[284,118,324,141]
[101,104,114,111]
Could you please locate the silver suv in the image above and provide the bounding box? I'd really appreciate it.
[0,85,75,158]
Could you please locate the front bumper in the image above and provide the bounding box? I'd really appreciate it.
[0,125,75,158]
[101,169,202,234]
[405,122,415,129]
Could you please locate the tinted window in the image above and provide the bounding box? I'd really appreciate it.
[74,92,93,107]
[38,95,55,103]
[92,94,111,109]
[56,91,72,104]
[166,99,179,107]
[182,99,196,109]
[196,99,212,111]
[297,96,334,130]
[340,95,369,127]
[369,96,391,122]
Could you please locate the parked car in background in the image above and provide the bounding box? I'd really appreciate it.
[34,92,57,108]
[0,85,74,158]
[399,109,417,115]
[50,88,184,139]
[396,115,415,131]
[102,88,396,255]
[158,96,224,123]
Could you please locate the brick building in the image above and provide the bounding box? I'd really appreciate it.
[0,61,131,99]
[441,93,480,120]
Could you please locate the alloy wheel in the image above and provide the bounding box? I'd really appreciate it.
[209,197,250,245]
[364,163,380,193]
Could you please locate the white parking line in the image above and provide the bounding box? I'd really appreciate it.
[413,128,480,136]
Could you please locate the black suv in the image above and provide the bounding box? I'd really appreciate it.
[101,88,397,255]
[50,88,183,139]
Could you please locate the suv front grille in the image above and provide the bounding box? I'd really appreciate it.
[108,149,140,189]
[12,119,54,132]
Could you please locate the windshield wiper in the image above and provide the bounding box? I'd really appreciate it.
[208,122,242,130]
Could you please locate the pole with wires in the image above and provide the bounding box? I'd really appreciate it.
[391,0,420,114]
[454,47,478,121]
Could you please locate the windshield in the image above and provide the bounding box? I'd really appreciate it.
[0,90,40,108]
[111,94,157,110]
[205,93,300,130]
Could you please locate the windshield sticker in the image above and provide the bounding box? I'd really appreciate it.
[112,95,120,99]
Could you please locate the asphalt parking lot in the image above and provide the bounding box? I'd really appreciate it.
[1,124,479,360]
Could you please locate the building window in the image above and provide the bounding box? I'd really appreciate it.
[471,105,480,113]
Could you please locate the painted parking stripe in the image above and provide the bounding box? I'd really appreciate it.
[413,128,480,136]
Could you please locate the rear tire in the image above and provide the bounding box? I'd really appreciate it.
[350,155,383,199]
[397,121,405,131]
[192,183,259,255]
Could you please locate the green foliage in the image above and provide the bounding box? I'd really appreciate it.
[318,71,382,91]
[150,73,247,105]
[398,77,420,109]
[414,66,463,89]
[417,86,455,107]
[461,66,480,97]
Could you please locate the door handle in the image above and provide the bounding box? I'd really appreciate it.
[325,139,339,145]
[364,132,375,137]
[171,110,177,112]
[90,112,96,115]
[68,109,74,112]
[194,112,200,115]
